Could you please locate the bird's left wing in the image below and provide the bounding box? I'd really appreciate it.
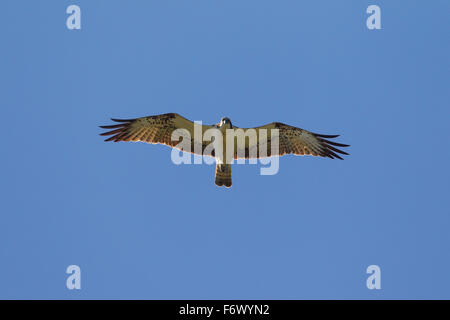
[232,122,350,160]
[99,113,214,155]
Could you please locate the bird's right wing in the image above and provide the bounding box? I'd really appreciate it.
[99,113,215,155]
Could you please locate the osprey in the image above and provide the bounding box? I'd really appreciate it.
[99,113,349,188]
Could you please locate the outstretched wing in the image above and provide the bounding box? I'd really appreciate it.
[233,122,349,160]
[99,113,214,155]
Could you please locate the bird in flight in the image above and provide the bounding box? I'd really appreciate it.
[99,113,349,188]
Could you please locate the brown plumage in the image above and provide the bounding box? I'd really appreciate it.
[100,113,350,187]
[232,122,350,160]
[215,164,232,188]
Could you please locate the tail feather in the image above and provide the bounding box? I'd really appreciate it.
[215,164,232,188]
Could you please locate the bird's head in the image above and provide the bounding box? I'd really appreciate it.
[218,117,233,129]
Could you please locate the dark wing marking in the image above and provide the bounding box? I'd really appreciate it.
[99,113,215,156]
[232,122,349,159]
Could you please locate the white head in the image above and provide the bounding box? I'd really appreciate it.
[218,117,233,128]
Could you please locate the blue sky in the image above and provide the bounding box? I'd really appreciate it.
[1,1,449,299]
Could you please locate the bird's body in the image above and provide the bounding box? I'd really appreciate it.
[100,113,349,188]
[215,118,233,187]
